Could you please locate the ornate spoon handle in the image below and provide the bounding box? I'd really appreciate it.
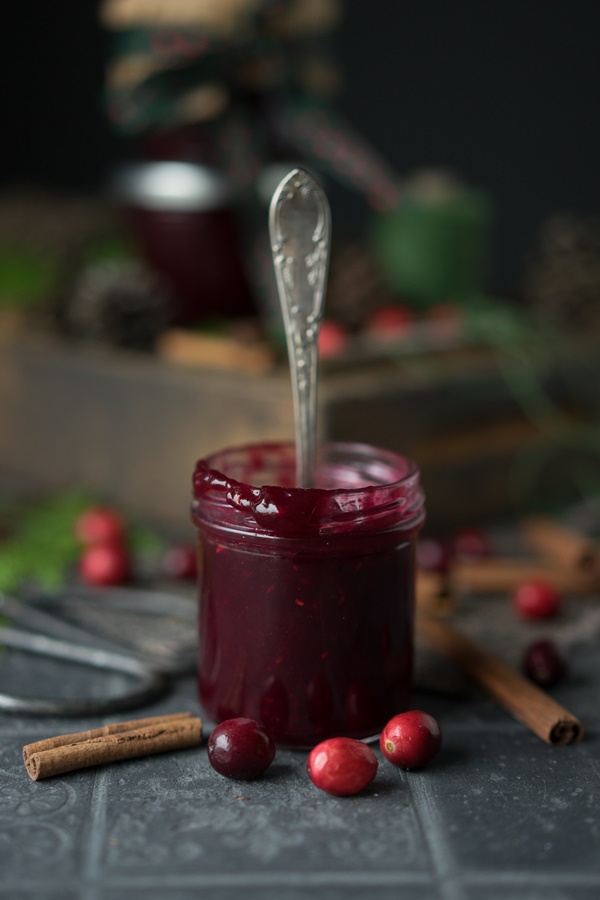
[269,168,331,488]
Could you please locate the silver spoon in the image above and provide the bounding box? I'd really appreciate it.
[269,168,331,488]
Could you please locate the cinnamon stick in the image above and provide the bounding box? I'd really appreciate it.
[416,616,583,745]
[450,556,594,594]
[23,711,202,781]
[521,516,600,580]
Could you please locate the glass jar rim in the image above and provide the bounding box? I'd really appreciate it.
[192,441,425,538]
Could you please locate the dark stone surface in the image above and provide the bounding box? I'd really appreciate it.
[0,604,599,900]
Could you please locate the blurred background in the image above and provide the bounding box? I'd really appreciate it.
[1,0,599,541]
[2,1,599,287]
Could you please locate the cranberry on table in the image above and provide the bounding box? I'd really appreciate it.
[207,718,276,780]
[79,543,130,587]
[523,639,567,686]
[380,710,442,770]
[512,580,561,620]
[306,737,378,796]
[318,319,350,359]
[417,536,453,574]
[452,526,491,559]
[162,543,198,581]
[75,506,125,546]
[364,304,415,340]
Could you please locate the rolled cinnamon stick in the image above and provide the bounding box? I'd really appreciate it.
[22,711,194,761]
[521,517,600,580]
[23,711,202,781]
[450,556,594,594]
[416,616,583,745]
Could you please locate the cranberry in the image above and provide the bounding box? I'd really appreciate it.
[79,543,130,587]
[75,506,125,546]
[306,737,378,796]
[162,543,198,581]
[512,580,561,620]
[417,536,453,574]
[364,304,414,340]
[523,640,567,686]
[318,320,350,359]
[452,526,491,559]
[380,710,442,769]
[207,718,276,780]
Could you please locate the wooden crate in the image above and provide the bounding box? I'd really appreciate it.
[0,329,597,530]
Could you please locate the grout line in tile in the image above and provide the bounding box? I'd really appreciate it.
[404,771,466,900]
[79,767,111,900]
[464,869,600,888]
[3,869,600,895]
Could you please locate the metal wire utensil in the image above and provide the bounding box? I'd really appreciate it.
[0,589,196,716]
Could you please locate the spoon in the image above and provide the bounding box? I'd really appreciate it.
[269,168,331,488]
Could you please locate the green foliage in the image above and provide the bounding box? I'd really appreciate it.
[128,522,166,558]
[81,233,138,266]
[0,491,95,594]
[460,295,535,345]
[0,247,60,309]
[462,296,600,512]
[0,490,168,596]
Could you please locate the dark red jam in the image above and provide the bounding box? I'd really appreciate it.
[192,442,425,747]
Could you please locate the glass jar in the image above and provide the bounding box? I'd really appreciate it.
[110,161,254,324]
[192,441,425,747]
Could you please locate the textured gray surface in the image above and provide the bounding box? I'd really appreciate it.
[0,596,599,900]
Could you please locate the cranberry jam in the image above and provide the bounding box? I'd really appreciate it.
[192,442,425,747]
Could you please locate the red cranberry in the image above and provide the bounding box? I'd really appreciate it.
[380,710,442,769]
[306,737,378,796]
[364,304,414,339]
[318,320,350,359]
[207,718,276,780]
[452,526,491,559]
[417,536,453,574]
[523,640,567,686]
[75,506,125,546]
[162,543,198,581]
[512,580,561,620]
[79,543,130,586]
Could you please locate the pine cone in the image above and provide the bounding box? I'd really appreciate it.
[326,240,394,330]
[62,259,172,351]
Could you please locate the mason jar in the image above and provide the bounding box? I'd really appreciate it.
[192,441,425,747]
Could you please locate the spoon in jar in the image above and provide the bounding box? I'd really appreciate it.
[269,168,331,488]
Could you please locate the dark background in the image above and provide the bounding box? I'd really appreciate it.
[2,0,599,292]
